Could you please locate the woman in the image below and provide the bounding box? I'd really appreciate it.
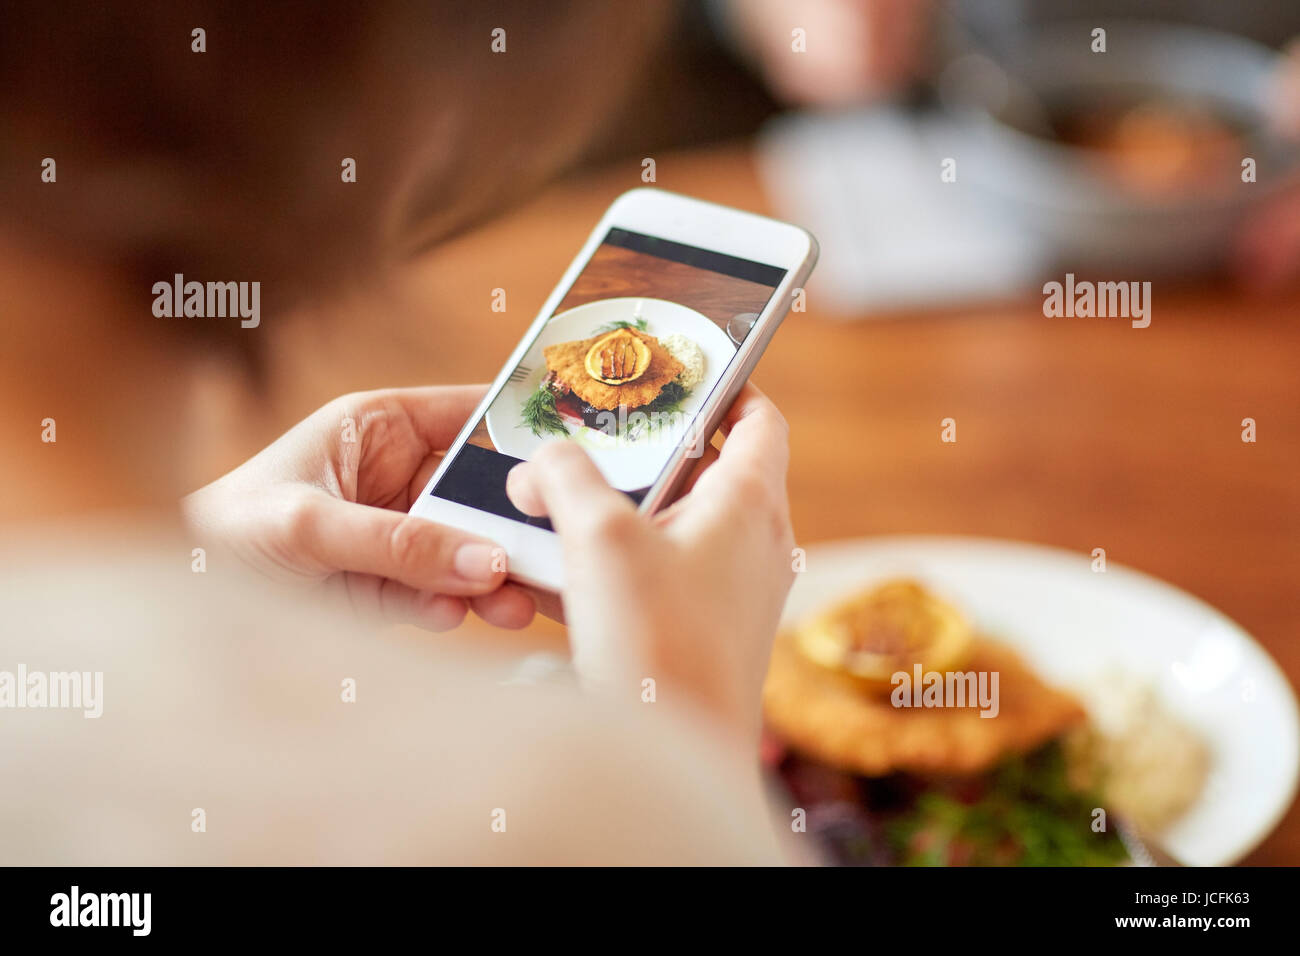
[0,2,799,863]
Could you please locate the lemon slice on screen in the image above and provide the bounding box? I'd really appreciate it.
[585,329,651,385]
[795,579,974,693]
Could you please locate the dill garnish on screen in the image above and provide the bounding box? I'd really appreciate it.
[644,380,689,417]
[519,385,569,438]
[594,317,649,334]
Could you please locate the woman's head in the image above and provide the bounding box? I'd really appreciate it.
[0,0,672,518]
[1,0,671,354]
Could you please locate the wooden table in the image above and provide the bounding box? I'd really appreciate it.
[247,141,1300,863]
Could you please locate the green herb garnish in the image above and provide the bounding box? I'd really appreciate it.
[644,380,689,418]
[884,742,1129,867]
[594,317,649,334]
[519,385,568,438]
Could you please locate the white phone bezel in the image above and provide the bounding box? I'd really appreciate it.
[408,187,818,592]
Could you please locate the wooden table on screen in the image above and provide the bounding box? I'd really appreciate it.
[262,142,1300,864]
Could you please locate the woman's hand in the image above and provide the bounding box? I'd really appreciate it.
[184,386,536,631]
[505,385,796,740]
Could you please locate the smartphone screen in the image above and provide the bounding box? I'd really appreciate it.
[429,226,788,530]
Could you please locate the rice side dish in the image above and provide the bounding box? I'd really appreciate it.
[1065,672,1210,833]
[661,333,705,389]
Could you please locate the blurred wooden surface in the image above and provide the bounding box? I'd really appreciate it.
[241,141,1300,863]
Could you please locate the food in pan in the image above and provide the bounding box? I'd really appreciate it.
[1036,96,1246,194]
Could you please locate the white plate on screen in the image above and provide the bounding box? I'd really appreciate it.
[485,297,735,491]
[781,536,1300,866]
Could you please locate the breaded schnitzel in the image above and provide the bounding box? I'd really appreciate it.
[543,327,683,411]
[763,630,1086,776]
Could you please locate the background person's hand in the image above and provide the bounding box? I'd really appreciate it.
[1234,38,1300,289]
[724,0,934,106]
[184,386,536,631]
[505,385,796,740]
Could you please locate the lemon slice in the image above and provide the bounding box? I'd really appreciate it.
[795,579,974,693]
[585,329,651,385]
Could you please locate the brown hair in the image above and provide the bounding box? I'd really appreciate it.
[1,1,672,354]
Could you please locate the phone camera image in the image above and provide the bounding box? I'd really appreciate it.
[430,227,788,528]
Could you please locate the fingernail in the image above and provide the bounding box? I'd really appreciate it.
[506,462,531,489]
[454,542,499,582]
[505,464,532,509]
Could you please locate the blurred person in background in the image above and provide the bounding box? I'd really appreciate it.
[0,1,801,863]
[714,0,1300,289]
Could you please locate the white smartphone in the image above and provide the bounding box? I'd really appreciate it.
[409,188,818,591]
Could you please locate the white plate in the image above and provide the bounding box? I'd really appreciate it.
[485,297,735,491]
[781,536,1300,866]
